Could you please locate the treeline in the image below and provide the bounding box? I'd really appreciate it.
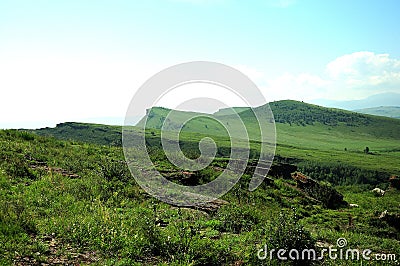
[268,100,372,126]
[33,122,123,146]
[296,160,390,186]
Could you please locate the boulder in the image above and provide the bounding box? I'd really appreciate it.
[291,172,347,209]
[372,188,385,196]
[378,210,400,230]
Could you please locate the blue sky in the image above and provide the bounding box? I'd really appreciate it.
[1,0,400,128]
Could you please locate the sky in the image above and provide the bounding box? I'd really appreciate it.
[1,0,400,128]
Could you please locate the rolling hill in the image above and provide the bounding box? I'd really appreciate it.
[33,100,400,180]
[139,100,400,139]
[33,122,123,146]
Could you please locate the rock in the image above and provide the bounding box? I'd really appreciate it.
[379,210,388,219]
[192,198,229,213]
[158,191,229,213]
[245,160,297,179]
[291,171,347,209]
[372,188,385,196]
[267,163,297,179]
[316,241,331,248]
[378,210,400,230]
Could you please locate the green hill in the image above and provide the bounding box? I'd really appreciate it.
[32,122,123,146]
[137,107,232,138]
[269,100,371,126]
[139,100,400,139]
[132,100,400,180]
[32,101,400,182]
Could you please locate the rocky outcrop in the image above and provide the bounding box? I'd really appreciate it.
[291,172,347,209]
[269,163,298,179]
[246,160,297,179]
[379,210,400,230]
[26,154,80,179]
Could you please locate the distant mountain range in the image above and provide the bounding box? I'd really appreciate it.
[310,92,400,111]
[354,106,400,119]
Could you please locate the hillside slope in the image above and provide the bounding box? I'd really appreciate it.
[134,100,400,176]
[33,122,123,146]
[139,100,400,140]
[32,101,400,178]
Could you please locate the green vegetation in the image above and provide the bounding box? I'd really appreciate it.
[2,100,399,264]
[133,100,400,179]
[33,122,123,146]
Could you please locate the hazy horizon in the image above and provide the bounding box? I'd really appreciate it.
[2,92,399,130]
[1,0,400,129]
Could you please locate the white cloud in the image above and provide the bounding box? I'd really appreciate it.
[263,51,400,101]
[327,52,397,78]
[326,51,400,86]
[324,52,400,98]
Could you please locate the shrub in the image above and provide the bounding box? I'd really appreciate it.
[215,205,262,234]
[263,208,316,265]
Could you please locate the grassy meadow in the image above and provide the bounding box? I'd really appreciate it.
[1,100,399,265]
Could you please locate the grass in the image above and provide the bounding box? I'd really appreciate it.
[0,128,398,264]
[133,100,400,176]
[2,100,398,264]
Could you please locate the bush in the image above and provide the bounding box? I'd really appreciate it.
[263,208,316,265]
[3,156,37,181]
[215,205,262,234]
[98,159,130,182]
